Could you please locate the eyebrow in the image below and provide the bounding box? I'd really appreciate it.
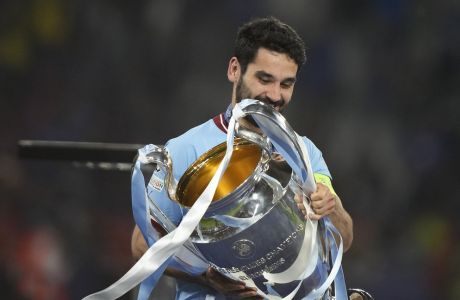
[255,70,296,84]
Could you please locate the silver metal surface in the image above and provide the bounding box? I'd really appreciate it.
[143,101,331,298]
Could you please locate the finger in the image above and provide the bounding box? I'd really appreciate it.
[297,202,306,212]
[207,269,246,292]
[312,183,331,200]
[214,282,246,296]
[311,191,331,202]
[315,205,336,218]
[316,182,331,193]
[294,193,302,201]
[213,283,248,295]
[310,191,322,201]
[210,282,246,294]
[313,200,335,215]
[244,294,265,300]
[231,288,261,298]
[310,198,327,210]
[246,296,265,300]
[310,193,335,208]
[308,212,322,220]
[208,268,244,286]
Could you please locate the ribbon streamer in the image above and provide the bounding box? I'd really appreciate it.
[83,99,346,300]
[83,108,242,300]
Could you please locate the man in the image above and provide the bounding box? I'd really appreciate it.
[132,17,354,299]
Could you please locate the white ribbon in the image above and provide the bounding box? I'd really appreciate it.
[83,100,345,300]
[255,113,344,300]
[83,108,242,300]
[303,227,344,300]
[262,132,319,285]
[296,132,345,300]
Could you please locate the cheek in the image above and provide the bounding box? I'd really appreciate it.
[280,91,293,103]
[252,87,267,98]
[244,79,265,98]
[284,87,296,99]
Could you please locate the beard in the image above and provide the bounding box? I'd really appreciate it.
[235,78,287,127]
[235,78,286,112]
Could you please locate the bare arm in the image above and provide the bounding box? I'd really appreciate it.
[329,194,353,251]
[309,183,354,251]
[131,225,148,260]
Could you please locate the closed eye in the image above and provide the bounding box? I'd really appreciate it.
[255,71,275,84]
[281,79,296,89]
[258,76,273,84]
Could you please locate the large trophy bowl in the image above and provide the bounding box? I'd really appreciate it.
[142,100,338,299]
[174,137,328,298]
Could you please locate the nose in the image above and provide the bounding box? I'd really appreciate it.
[266,83,282,102]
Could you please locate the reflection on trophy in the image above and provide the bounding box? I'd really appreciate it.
[18,100,374,300]
[141,100,347,299]
[177,138,326,296]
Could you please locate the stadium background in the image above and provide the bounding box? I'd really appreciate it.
[1,1,459,299]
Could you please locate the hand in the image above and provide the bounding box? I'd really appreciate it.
[294,192,308,218]
[295,183,354,251]
[202,267,263,299]
[309,182,337,220]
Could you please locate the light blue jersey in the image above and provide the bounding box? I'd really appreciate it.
[135,112,332,300]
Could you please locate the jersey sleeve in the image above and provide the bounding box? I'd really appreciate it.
[301,136,332,179]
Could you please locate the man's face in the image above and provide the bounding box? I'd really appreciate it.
[232,48,298,113]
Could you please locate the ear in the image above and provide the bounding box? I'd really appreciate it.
[227,57,240,83]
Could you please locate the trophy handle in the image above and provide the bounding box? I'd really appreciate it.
[238,99,316,193]
[144,145,178,202]
[140,145,210,271]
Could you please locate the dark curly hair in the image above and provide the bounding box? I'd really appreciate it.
[234,17,307,74]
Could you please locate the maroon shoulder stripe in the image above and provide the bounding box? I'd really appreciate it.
[212,113,228,133]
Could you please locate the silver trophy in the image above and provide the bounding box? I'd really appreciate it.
[143,100,345,299]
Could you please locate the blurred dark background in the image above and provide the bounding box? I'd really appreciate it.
[1,0,459,299]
